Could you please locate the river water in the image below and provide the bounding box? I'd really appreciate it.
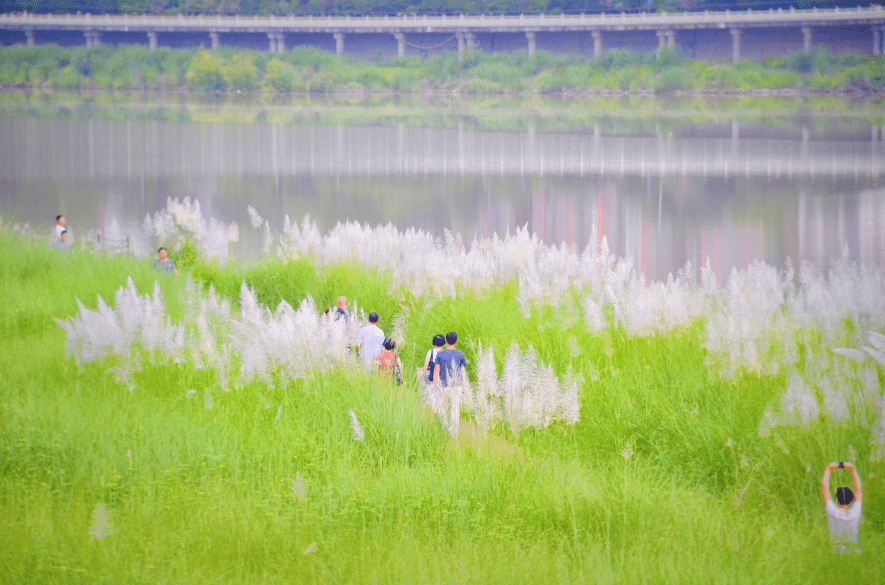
[1,93,883,282]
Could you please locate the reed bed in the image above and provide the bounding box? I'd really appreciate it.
[1,208,883,583]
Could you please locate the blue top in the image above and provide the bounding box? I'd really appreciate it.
[435,348,467,386]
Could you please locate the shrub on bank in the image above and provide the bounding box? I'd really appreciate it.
[0,44,882,95]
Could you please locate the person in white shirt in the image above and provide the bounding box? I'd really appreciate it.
[54,215,66,242]
[356,312,384,371]
[821,460,862,553]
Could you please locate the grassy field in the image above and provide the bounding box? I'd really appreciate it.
[1,225,883,584]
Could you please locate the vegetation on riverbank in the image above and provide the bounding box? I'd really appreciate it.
[1,204,884,582]
[2,87,883,139]
[1,43,882,96]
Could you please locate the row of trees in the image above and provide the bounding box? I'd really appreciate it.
[2,0,870,17]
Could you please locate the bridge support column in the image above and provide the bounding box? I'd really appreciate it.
[394,32,406,57]
[334,32,345,55]
[526,31,536,56]
[873,28,881,55]
[666,29,676,48]
[730,28,742,63]
[25,28,35,47]
[801,25,812,53]
[655,29,667,59]
[457,32,465,54]
[591,31,602,58]
[465,32,476,50]
[268,33,285,53]
[209,31,220,51]
[147,31,158,50]
[84,31,101,48]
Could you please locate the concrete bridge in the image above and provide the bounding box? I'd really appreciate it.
[2,8,885,61]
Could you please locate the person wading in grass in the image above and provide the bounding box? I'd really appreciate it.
[821,461,863,553]
[54,230,71,253]
[422,334,445,413]
[153,247,179,277]
[334,296,351,322]
[356,312,385,371]
[376,337,404,385]
[433,331,468,437]
[53,215,66,243]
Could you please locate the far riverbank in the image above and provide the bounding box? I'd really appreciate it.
[1,44,883,97]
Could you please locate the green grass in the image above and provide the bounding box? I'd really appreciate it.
[1,230,883,583]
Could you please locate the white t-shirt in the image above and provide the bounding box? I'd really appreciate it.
[357,323,384,369]
[54,224,66,241]
[826,499,862,545]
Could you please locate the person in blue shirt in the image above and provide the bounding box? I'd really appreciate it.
[153,247,179,276]
[433,331,468,436]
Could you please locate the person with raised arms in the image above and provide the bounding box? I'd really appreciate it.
[821,460,863,553]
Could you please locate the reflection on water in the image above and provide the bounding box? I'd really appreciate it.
[1,103,883,282]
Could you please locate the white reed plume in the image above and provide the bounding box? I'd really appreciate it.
[56,278,185,375]
[349,409,365,441]
[89,503,114,540]
[390,311,408,350]
[247,205,264,228]
[500,342,525,432]
[779,371,820,425]
[472,342,502,429]
[493,341,579,432]
[144,197,239,264]
[290,471,306,501]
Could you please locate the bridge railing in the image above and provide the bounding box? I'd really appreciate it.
[1,6,883,31]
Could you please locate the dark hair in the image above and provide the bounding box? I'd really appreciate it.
[368,312,379,323]
[56,215,63,222]
[445,331,458,345]
[836,486,855,507]
[60,230,67,236]
[383,337,396,351]
[158,247,167,253]
[432,334,445,348]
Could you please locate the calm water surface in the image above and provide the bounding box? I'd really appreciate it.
[2,95,883,282]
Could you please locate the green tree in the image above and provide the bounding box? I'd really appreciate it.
[262,57,297,91]
[222,54,259,91]
[186,49,227,90]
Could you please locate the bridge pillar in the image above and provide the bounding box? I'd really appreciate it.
[465,32,476,50]
[268,33,276,53]
[666,29,676,48]
[334,32,345,55]
[655,29,667,59]
[526,31,536,56]
[801,25,812,53]
[457,33,465,54]
[873,28,881,55]
[25,28,35,47]
[591,31,602,58]
[147,31,158,51]
[394,32,406,57]
[209,31,220,51]
[730,28,742,63]
[84,31,101,48]
[277,33,285,53]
